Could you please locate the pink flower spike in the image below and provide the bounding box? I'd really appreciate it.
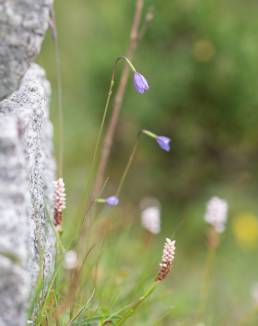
[54,178,66,227]
[156,238,176,282]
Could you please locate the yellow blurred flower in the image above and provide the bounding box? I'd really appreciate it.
[193,39,215,62]
[232,213,258,249]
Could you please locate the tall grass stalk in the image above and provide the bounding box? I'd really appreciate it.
[113,282,157,325]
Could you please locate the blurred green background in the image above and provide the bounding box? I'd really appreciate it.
[38,0,258,324]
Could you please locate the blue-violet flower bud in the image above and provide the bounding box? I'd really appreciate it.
[106,196,119,206]
[156,136,171,152]
[133,72,149,94]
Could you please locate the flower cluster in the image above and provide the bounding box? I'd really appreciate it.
[64,250,78,270]
[54,178,66,227]
[156,238,176,282]
[204,196,228,233]
[140,198,161,234]
[141,206,161,234]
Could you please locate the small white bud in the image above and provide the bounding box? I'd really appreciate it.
[140,198,161,234]
[64,250,78,270]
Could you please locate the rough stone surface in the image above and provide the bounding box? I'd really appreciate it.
[0,117,30,326]
[0,64,56,325]
[0,0,53,100]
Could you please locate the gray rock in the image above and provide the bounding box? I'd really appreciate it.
[0,64,56,325]
[0,0,53,100]
[0,117,30,326]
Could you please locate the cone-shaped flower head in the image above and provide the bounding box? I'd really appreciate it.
[205,196,228,233]
[156,238,176,282]
[54,178,66,226]
[140,198,161,234]
[106,196,119,206]
[156,136,171,152]
[54,178,66,212]
[133,72,149,94]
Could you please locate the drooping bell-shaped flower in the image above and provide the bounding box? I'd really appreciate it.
[133,72,149,94]
[142,129,171,152]
[117,57,149,94]
[106,196,119,206]
[156,136,171,152]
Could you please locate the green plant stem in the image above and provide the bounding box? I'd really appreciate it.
[70,177,109,250]
[198,245,216,319]
[115,282,158,325]
[91,0,144,198]
[116,132,141,197]
[142,129,157,139]
[83,56,135,203]
[90,56,135,182]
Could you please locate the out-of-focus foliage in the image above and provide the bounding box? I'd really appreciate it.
[39,0,258,205]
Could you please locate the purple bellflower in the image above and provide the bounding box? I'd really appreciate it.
[117,57,149,94]
[156,136,171,152]
[133,72,149,94]
[106,196,119,206]
[142,129,171,152]
[96,195,119,206]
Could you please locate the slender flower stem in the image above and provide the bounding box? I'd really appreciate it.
[116,132,141,197]
[92,0,144,198]
[202,246,215,301]
[87,56,136,202]
[197,243,216,320]
[120,56,137,72]
[89,59,119,186]
[70,178,109,250]
[142,129,157,139]
[95,198,106,204]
